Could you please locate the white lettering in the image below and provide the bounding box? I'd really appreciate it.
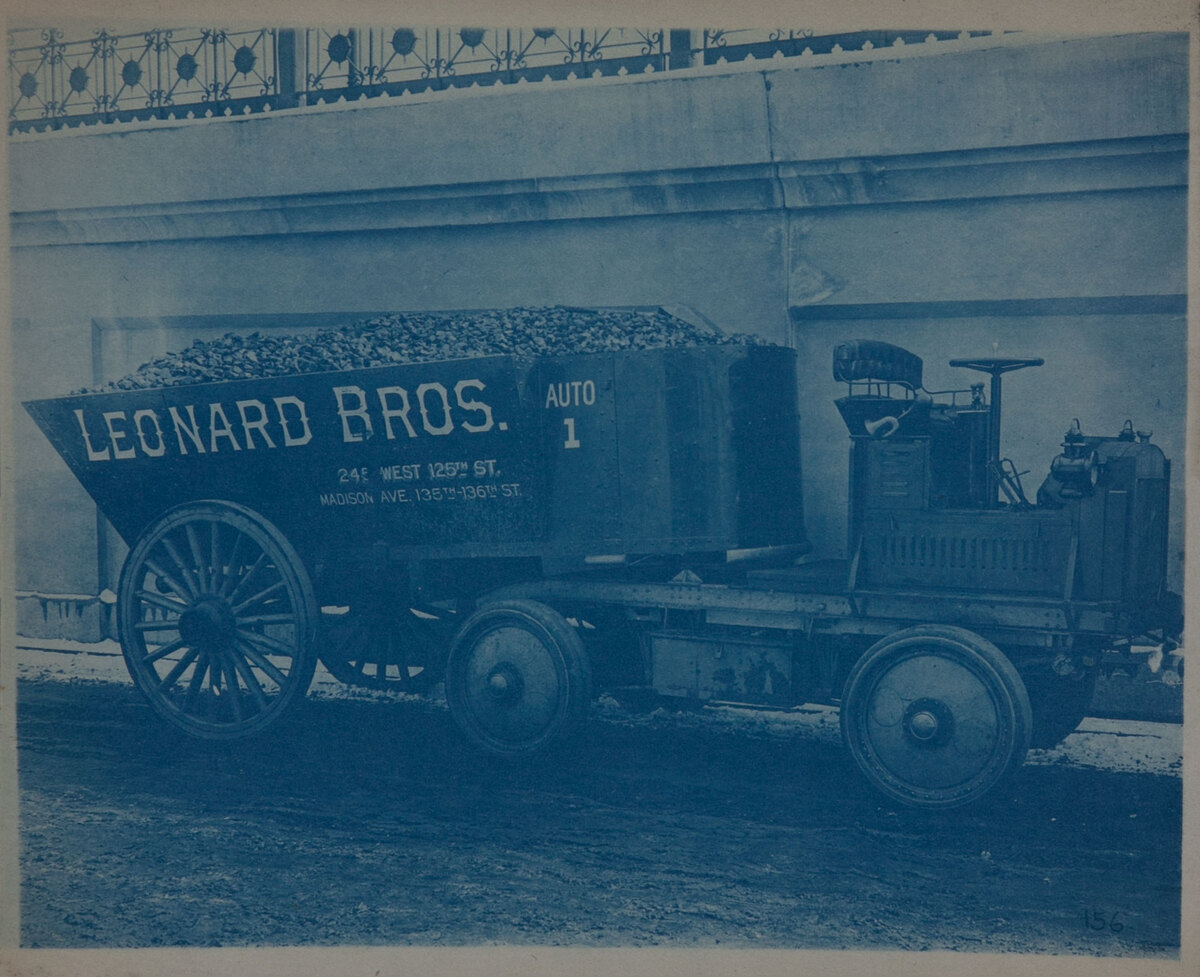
[377,386,418,440]
[102,411,137,461]
[69,373,504,466]
[544,379,596,408]
[236,399,276,450]
[563,416,580,449]
[208,403,242,453]
[133,409,166,457]
[74,409,111,462]
[333,386,373,443]
[380,464,421,482]
[273,396,312,447]
[169,405,206,455]
[416,382,454,436]
[319,491,376,506]
[455,379,495,433]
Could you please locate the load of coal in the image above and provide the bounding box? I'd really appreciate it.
[80,306,769,392]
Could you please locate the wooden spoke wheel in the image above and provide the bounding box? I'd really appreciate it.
[319,605,450,692]
[841,625,1032,808]
[445,599,592,758]
[117,501,317,739]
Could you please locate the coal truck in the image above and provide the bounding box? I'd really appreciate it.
[24,310,1182,808]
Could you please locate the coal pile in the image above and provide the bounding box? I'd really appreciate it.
[81,307,769,393]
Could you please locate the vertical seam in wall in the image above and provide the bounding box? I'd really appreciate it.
[761,70,794,347]
[90,319,104,387]
[90,319,111,599]
[761,69,785,206]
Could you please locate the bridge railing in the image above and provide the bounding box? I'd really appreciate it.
[8,27,1000,133]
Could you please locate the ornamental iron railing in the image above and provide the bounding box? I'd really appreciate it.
[304,27,666,98]
[9,26,1000,133]
[697,28,995,63]
[8,27,283,128]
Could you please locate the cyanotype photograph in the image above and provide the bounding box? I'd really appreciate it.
[1,2,1193,975]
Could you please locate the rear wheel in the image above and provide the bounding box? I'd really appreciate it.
[445,599,592,758]
[841,625,1032,808]
[117,501,317,739]
[319,604,450,692]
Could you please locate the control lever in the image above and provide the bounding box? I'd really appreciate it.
[949,355,1043,508]
[989,458,1032,509]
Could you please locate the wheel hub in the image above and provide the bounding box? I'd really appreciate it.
[486,662,524,704]
[178,597,237,650]
[902,697,954,746]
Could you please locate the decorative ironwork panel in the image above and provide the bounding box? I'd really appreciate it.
[302,27,665,101]
[8,27,278,131]
[10,25,1007,132]
[698,28,995,64]
[304,27,363,92]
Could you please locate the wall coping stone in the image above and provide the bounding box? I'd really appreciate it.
[11,134,1186,248]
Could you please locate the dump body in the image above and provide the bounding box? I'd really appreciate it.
[25,344,807,571]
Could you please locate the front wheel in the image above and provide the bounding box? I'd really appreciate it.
[445,599,592,758]
[841,625,1032,808]
[117,501,318,739]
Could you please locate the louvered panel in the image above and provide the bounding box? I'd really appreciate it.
[859,510,1073,595]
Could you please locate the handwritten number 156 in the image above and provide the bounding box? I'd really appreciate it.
[1084,909,1124,933]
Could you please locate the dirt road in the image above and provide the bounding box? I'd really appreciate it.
[16,674,1181,955]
